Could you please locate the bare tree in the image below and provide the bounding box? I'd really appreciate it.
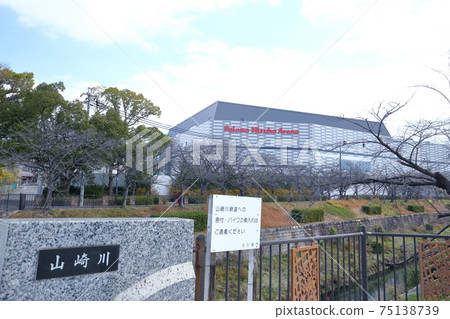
[341,66,450,223]
[346,98,450,195]
[0,122,111,213]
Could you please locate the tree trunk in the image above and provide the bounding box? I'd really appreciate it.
[179,186,185,208]
[108,165,114,195]
[435,172,450,195]
[122,179,129,207]
[200,183,207,196]
[79,172,85,207]
[42,176,54,213]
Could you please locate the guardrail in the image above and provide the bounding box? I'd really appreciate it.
[0,193,171,212]
[195,226,450,301]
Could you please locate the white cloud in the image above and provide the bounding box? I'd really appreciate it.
[301,0,369,24]
[297,0,450,128]
[301,0,450,60]
[63,80,103,102]
[5,0,449,135]
[115,37,450,135]
[267,0,282,7]
[117,40,315,126]
[0,0,243,48]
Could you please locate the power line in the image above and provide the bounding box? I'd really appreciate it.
[71,0,199,126]
[251,0,379,125]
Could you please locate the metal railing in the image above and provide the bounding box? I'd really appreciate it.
[0,193,171,212]
[366,232,450,301]
[198,227,450,301]
[0,183,18,194]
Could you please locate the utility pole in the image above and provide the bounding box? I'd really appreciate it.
[339,141,347,199]
[78,87,94,206]
[80,87,94,116]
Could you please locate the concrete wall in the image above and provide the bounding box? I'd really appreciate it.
[0,218,195,301]
[261,213,448,241]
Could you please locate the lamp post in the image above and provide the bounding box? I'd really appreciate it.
[339,141,347,199]
[114,167,119,205]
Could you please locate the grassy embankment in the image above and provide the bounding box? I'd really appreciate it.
[11,199,449,301]
[12,198,445,230]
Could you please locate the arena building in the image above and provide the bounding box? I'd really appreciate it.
[168,101,449,173]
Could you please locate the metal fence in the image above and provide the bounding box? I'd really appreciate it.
[0,183,18,194]
[0,193,171,212]
[199,227,450,301]
[0,193,35,212]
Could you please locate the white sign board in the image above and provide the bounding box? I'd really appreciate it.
[207,195,262,253]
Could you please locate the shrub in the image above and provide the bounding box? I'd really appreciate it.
[152,211,208,232]
[362,205,382,215]
[291,208,324,223]
[114,197,130,205]
[135,187,150,195]
[372,224,385,233]
[371,241,383,253]
[407,204,425,213]
[425,224,434,232]
[188,195,207,204]
[70,185,107,196]
[134,196,156,205]
[406,266,419,287]
[262,195,275,202]
[329,227,338,235]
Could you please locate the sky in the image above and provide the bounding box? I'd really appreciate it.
[1,0,450,135]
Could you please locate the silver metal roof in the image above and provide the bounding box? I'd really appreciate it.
[168,101,390,137]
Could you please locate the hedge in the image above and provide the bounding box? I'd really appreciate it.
[362,205,382,215]
[262,195,275,202]
[152,211,208,232]
[134,196,159,205]
[188,195,208,204]
[407,204,425,213]
[291,208,324,223]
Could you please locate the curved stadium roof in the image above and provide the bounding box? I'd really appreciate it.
[168,101,390,137]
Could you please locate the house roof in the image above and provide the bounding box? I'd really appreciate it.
[168,101,390,137]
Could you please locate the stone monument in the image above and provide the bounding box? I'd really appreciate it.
[0,218,195,300]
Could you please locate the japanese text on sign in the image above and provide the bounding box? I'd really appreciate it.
[209,195,262,253]
[36,245,119,280]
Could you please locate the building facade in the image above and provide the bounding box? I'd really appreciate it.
[169,102,391,171]
[168,101,450,176]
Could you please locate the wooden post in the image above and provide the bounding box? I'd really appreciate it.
[194,234,215,301]
[247,249,255,301]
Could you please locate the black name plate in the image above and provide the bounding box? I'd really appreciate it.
[36,245,120,280]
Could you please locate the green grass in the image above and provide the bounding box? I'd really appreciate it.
[152,211,207,232]
[323,203,355,220]
[12,207,149,218]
